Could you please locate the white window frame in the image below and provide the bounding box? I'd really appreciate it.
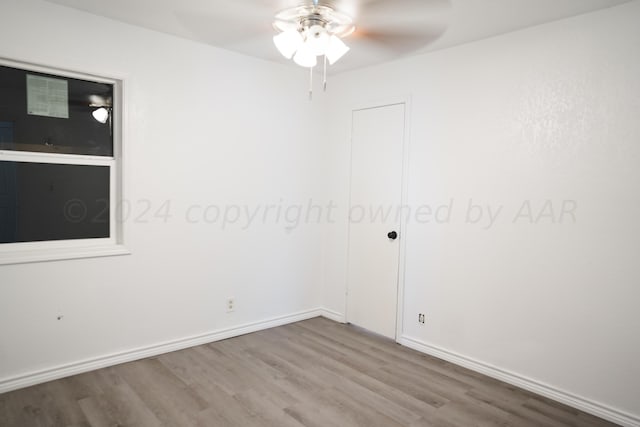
[0,58,129,265]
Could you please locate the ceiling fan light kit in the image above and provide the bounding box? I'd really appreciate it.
[293,41,318,68]
[273,2,355,99]
[273,29,303,59]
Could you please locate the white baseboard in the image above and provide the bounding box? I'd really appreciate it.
[0,308,324,394]
[320,308,346,323]
[399,335,639,427]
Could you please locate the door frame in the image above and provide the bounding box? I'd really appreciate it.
[344,95,412,343]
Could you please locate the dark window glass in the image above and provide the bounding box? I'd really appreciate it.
[0,65,113,156]
[0,161,109,243]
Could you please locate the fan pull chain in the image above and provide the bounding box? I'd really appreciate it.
[309,66,313,101]
[323,55,327,91]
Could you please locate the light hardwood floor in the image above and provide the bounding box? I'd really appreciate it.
[0,317,618,426]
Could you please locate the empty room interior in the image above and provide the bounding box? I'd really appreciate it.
[1,0,639,426]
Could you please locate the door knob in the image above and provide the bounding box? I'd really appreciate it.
[387,231,398,240]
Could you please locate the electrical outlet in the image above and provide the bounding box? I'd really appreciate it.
[227,298,235,313]
[418,313,426,324]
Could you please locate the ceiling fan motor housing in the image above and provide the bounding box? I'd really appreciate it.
[274,5,355,38]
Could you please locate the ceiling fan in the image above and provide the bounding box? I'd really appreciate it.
[268,0,451,98]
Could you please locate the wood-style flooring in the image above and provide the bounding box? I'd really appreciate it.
[0,317,618,426]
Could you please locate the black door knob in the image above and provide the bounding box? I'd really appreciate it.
[387,231,398,240]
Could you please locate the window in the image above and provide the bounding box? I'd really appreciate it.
[0,59,128,264]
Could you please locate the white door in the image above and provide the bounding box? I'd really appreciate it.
[347,103,405,339]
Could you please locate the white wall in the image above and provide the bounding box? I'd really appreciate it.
[322,1,640,423]
[0,0,327,385]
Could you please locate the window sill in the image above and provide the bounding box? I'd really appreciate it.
[0,244,131,266]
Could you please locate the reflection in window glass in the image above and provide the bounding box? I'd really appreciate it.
[0,65,113,156]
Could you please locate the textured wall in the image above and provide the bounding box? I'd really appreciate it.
[323,1,640,420]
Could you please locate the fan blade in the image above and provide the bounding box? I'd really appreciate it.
[357,0,450,30]
[351,27,447,54]
[329,0,450,25]
[172,1,323,49]
[43,0,289,48]
[337,0,450,63]
[328,0,450,57]
[173,11,271,46]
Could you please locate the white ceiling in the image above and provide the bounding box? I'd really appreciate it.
[44,0,631,73]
